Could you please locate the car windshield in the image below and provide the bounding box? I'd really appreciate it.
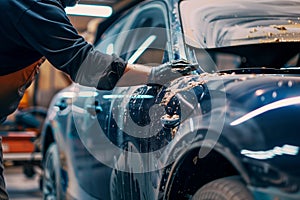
[180,0,300,71]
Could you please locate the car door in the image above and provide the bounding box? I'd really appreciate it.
[72,1,170,199]
[97,2,171,200]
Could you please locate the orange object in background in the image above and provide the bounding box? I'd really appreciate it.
[1,131,36,153]
[18,90,30,110]
[1,90,37,154]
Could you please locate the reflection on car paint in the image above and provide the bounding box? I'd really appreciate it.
[241,144,299,160]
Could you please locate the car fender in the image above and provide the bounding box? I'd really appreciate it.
[156,115,251,199]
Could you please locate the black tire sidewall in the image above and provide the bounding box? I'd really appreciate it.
[43,143,64,200]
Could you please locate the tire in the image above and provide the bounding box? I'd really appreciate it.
[192,176,254,200]
[42,143,64,200]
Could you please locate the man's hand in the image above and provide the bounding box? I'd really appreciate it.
[116,60,198,87]
[148,60,198,86]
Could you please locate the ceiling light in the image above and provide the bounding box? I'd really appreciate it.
[65,4,113,18]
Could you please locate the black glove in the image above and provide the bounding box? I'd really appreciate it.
[148,59,198,86]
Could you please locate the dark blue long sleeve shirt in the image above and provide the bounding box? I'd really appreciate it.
[0,0,126,90]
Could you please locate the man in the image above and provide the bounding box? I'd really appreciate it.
[0,0,194,198]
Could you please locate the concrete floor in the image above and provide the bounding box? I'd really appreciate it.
[4,166,42,200]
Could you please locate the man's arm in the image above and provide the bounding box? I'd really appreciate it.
[116,64,151,87]
[16,0,92,80]
[16,1,190,90]
[15,1,152,90]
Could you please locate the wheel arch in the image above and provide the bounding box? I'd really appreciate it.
[162,132,251,200]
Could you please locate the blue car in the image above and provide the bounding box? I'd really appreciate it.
[41,0,300,199]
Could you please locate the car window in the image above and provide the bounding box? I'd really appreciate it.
[94,14,130,56]
[121,3,168,65]
[95,2,169,65]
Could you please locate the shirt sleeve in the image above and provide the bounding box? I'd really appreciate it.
[15,0,126,89]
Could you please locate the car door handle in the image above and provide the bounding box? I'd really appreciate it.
[55,99,68,111]
[86,101,103,116]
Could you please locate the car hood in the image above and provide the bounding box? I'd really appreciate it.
[168,71,300,115]
[223,73,300,111]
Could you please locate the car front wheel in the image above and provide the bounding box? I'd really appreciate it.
[192,176,254,200]
[42,143,64,200]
